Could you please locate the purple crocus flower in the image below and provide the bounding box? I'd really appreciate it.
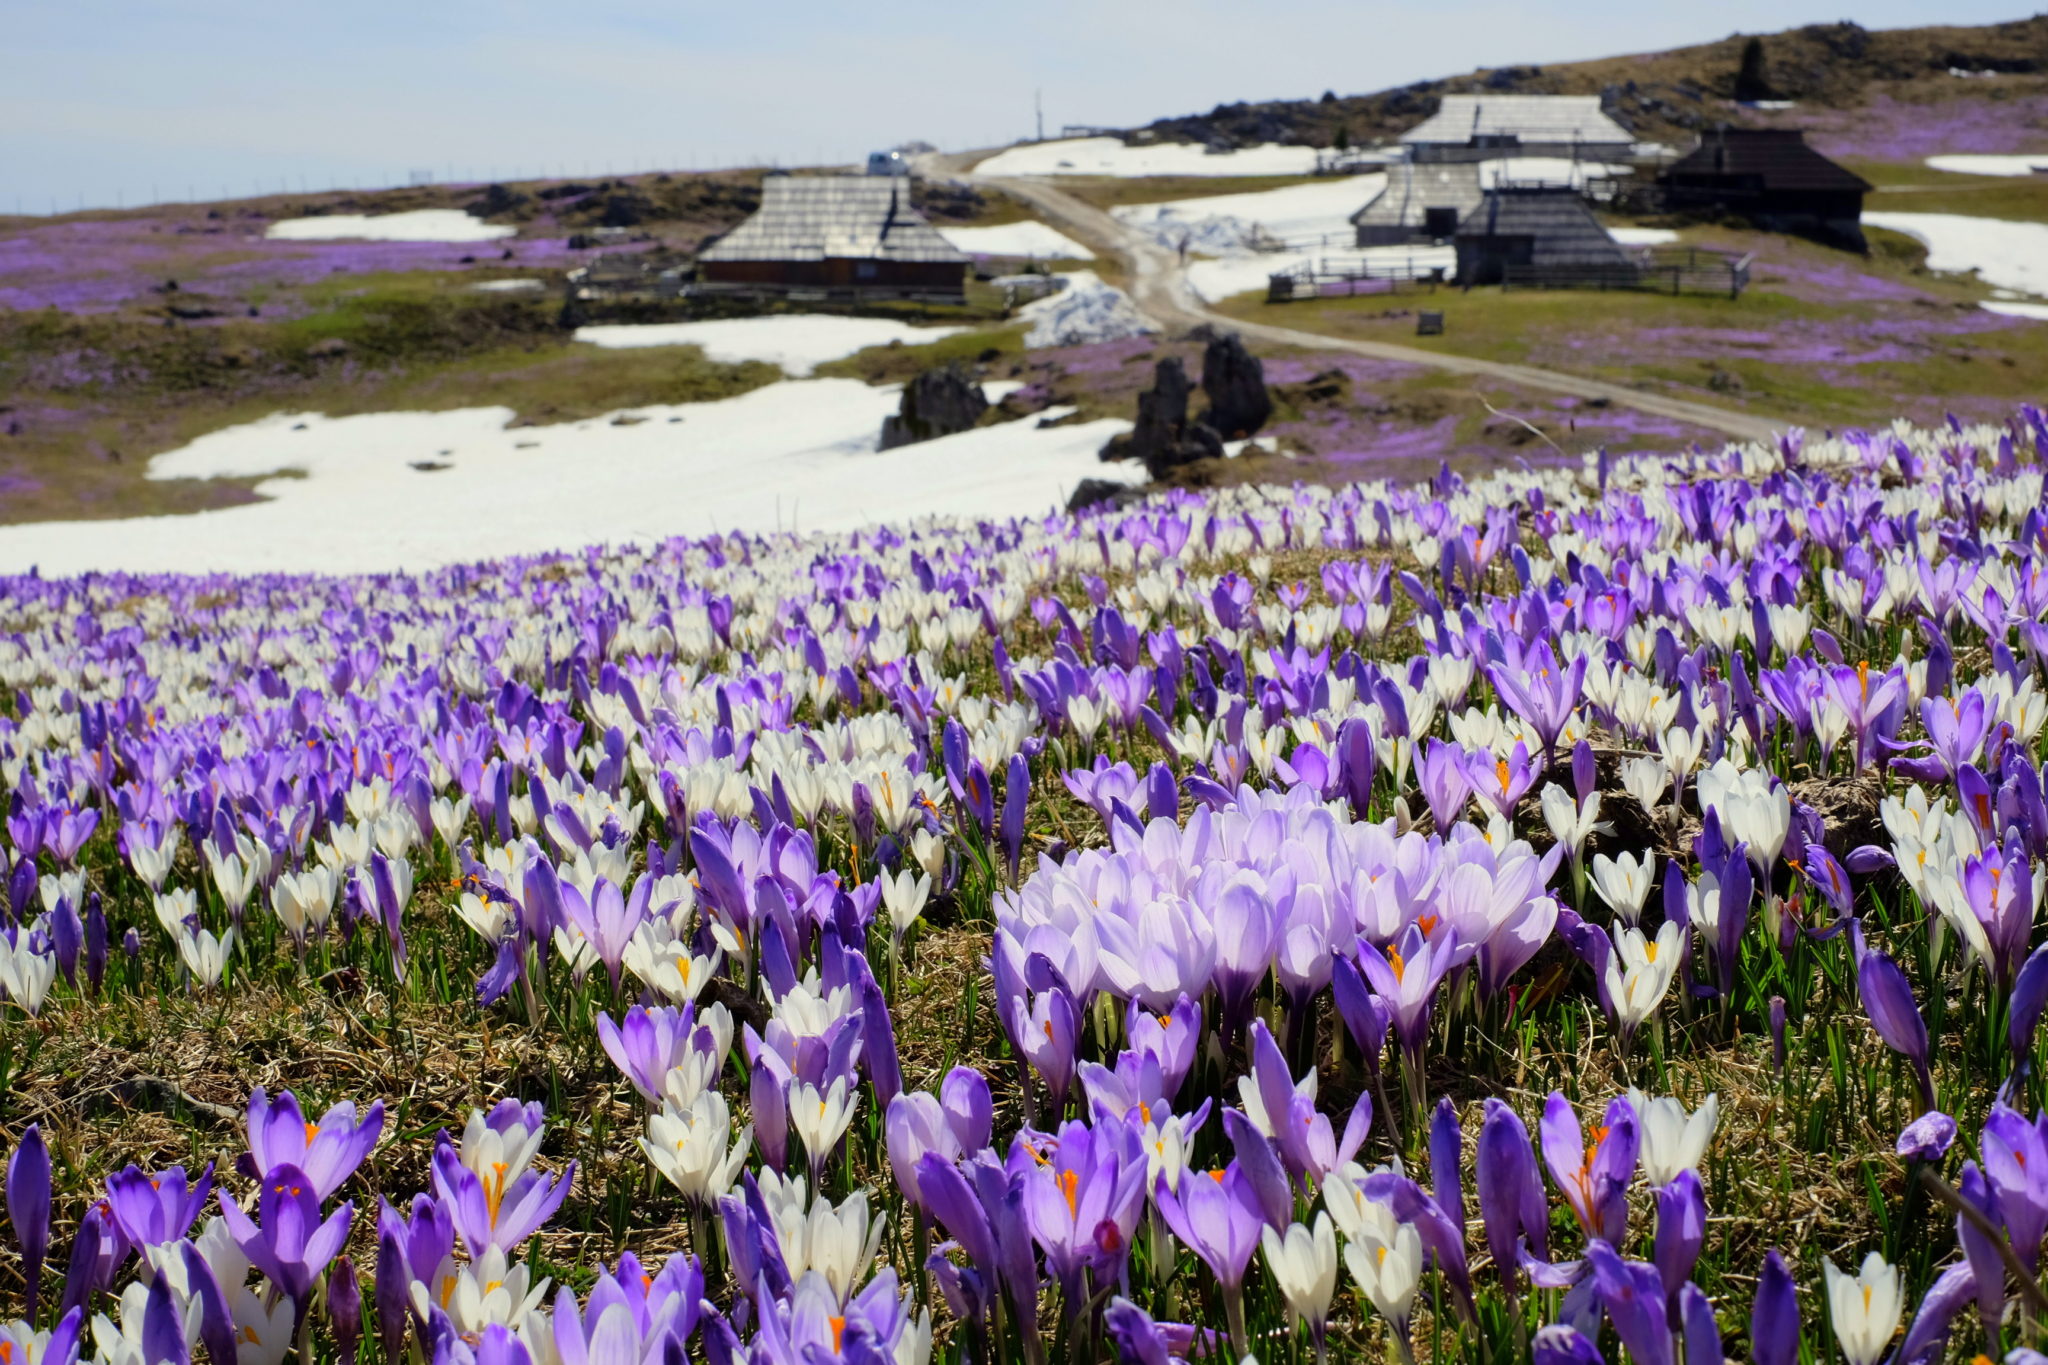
[105,1162,215,1250]
[1476,1098,1548,1289]
[2012,941,2048,1066]
[1488,644,1587,759]
[329,1254,364,1365]
[1896,1262,1979,1365]
[1011,983,1079,1112]
[1532,1324,1606,1365]
[1356,923,1459,1083]
[1020,1120,1147,1300]
[246,1089,384,1201]
[141,1273,188,1365]
[1587,1241,1672,1365]
[1103,1296,1216,1365]
[7,1123,50,1320]
[1982,1103,2048,1271]
[1851,922,1937,1111]
[217,1162,355,1305]
[1751,1248,1800,1365]
[1955,1161,2006,1354]
[1417,740,1474,829]
[430,1141,574,1257]
[1652,1171,1706,1302]
[1152,1160,1265,1357]
[1539,1093,1638,1246]
[596,1005,694,1105]
[1124,996,1200,1103]
[1001,754,1030,884]
[1467,742,1544,818]
[1678,1282,1720,1365]
[1896,1111,1958,1162]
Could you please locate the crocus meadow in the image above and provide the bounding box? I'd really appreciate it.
[4,409,2048,1365]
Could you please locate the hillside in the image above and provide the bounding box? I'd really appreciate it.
[1127,15,2048,154]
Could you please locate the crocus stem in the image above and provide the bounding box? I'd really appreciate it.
[1224,1285,1250,1363]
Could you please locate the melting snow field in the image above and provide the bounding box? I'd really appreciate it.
[1925,154,2048,177]
[974,138,1343,177]
[1863,212,2048,300]
[1017,272,1151,348]
[0,383,1137,576]
[1114,175,1385,250]
[264,210,516,243]
[937,222,1093,258]
[572,315,967,377]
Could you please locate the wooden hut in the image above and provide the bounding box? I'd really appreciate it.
[1351,162,1485,246]
[1660,128,1873,250]
[697,175,969,301]
[1453,187,1639,287]
[1401,94,1634,163]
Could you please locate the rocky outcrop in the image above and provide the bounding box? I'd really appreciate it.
[878,364,990,449]
[1067,478,1144,513]
[1099,356,1224,479]
[1199,332,1272,439]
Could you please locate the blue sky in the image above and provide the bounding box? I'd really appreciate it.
[2,0,2032,213]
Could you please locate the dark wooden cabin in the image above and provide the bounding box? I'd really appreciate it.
[1660,128,1873,250]
[697,175,969,301]
[1453,187,1638,287]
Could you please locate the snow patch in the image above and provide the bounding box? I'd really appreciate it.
[974,138,1336,178]
[1863,212,2048,298]
[1610,228,1682,246]
[265,210,516,243]
[1925,154,2048,177]
[0,382,1138,575]
[1017,272,1152,348]
[572,315,967,377]
[938,221,1093,258]
[1113,175,1386,251]
[1983,301,2048,320]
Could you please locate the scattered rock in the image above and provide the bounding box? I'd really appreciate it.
[410,460,451,472]
[1199,331,1273,439]
[1100,356,1225,479]
[879,364,990,449]
[307,338,350,359]
[465,183,532,219]
[610,414,648,426]
[1068,478,1145,513]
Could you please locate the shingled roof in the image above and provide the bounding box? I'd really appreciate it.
[1664,128,1873,193]
[698,176,968,264]
[1456,187,1637,269]
[1350,162,1486,229]
[1401,94,1633,147]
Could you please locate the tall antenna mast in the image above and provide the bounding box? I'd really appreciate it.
[1036,88,1044,142]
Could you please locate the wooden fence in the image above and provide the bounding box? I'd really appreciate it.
[1501,247,1753,298]
[1267,256,1447,302]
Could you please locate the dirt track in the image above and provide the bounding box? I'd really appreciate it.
[964,170,1789,445]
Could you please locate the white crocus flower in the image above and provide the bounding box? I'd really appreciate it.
[1602,922,1681,1036]
[1541,785,1608,863]
[1620,756,1670,818]
[0,937,56,1017]
[409,1246,548,1337]
[641,1090,751,1206]
[1261,1214,1339,1337]
[459,1105,545,1191]
[270,866,338,943]
[880,868,932,942]
[790,1077,860,1177]
[1626,1089,1720,1186]
[1694,758,1790,871]
[1589,851,1656,925]
[1823,1252,1902,1365]
[177,927,236,990]
[1344,1215,1423,1332]
[782,1187,888,1308]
